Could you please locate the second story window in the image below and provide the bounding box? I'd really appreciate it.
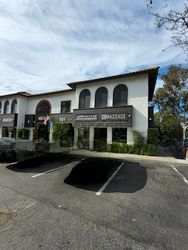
[4,100,9,114]
[61,101,71,113]
[0,101,2,113]
[113,84,128,107]
[79,89,90,109]
[95,87,108,108]
[11,99,17,114]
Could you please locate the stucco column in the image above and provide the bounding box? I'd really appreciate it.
[107,127,112,148]
[73,127,78,149]
[89,127,94,150]
[49,127,53,143]
[0,127,2,139]
[29,128,33,141]
[90,91,95,108]
[127,128,134,145]
[107,87,113,107]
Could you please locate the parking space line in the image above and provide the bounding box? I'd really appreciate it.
[32,159,83,178]
[96,162,124,196]
[170,165,188,185]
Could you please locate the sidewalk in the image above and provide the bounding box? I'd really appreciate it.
[70,149,188,165]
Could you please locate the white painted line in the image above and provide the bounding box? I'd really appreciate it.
[170,165,188,185]
[32,159,82,178]
[96,162,124,196]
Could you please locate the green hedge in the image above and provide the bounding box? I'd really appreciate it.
[94,140,107,152]
[133,130,145,146]
[17,129,30,140]
[52,123,73,146]
[111,142,134,154]
[111,142,157,156]
[147,128,158,146]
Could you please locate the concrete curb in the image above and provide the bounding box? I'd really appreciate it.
[70,149,188,165]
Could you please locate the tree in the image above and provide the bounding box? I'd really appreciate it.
[154,112,183,142]
[52,123,73,146]
[154,65,188,119]
[148,0,188,57]
[154,65,188,142]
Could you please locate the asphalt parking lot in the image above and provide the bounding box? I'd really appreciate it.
[0,154,188,250]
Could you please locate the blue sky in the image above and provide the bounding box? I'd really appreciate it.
[0,0,187,95]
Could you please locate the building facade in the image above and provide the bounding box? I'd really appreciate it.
[0,66,158,150]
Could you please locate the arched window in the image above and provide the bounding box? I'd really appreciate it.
[95,87,108,108]
[113,84,128,107]
[36,100,51,116]
[4,100,9,114]
[79,89,90,109]
[0,101,2,113]
[11,99,17,113]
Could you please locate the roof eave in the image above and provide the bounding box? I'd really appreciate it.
[67,66,160,88]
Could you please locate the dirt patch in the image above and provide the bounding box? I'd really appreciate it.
[0,211,17,226]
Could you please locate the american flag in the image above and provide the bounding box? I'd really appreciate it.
[44,115,49,126]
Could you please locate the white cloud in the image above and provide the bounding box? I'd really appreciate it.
[0,0,187,95]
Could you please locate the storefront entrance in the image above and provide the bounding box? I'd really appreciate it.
[94,128,107,151]
[35,100,51,141]
[37,123,49,141]
[77,128,89,149]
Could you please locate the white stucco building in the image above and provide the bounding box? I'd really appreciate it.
[0,66,159,149]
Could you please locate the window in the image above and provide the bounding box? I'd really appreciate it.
[61,101,71,113]
[79,89,90,109]
[0,101,2,113]
[95,87,108,108]
[113,128,127,143]
[113,84,128,107]
[11,99,17,113]
[4,100,9,114]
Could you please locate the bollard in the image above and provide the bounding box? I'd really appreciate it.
[186,147,188,161]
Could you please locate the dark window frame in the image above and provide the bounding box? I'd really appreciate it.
[95,87,108,108]
[4,100,9,114]
[113,84,128,107]
[79,89,90,109]
[61,100,71,113]
[11,99,17,114]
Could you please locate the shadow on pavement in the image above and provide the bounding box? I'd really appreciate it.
[6,154,78,173]
[64,158,147,193]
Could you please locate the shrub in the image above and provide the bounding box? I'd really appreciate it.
[147,128,158,146]
[111,142,135,154]
[133,130,145,146]
[146,144,158,156]
[127,145,135,154]
[110,142,157,156]
[17,129,30,140]
[133,145,141,155]
[53,123,73,146]
[94,140,107,152]
[111,142,124,153]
